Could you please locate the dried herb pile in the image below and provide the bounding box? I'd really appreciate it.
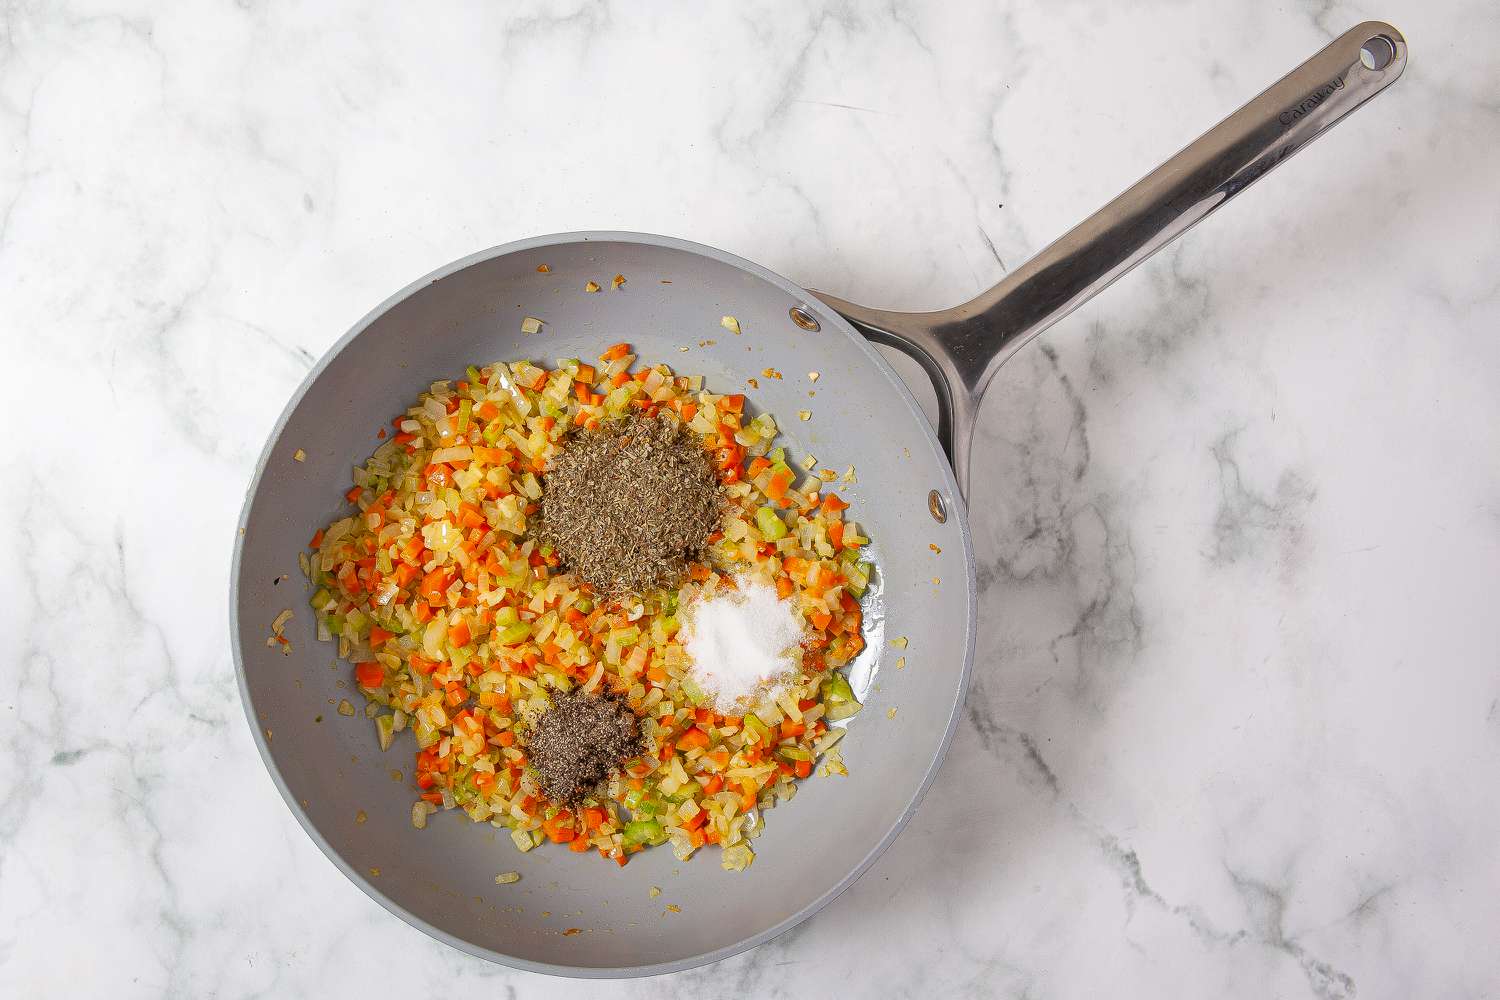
[538,412,722,599]
[525,689,643,806]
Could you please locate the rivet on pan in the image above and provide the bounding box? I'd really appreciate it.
[789,306,820,332]
[928,490,947,524]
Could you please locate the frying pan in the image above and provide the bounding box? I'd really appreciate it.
[233,23,1405,977]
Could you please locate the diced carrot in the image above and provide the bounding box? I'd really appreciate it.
[766,472,790,502]
[582,807,606,830]
[828,522,845,550]
[675,727,711,751]
[809,609,832,631]
[775,576,794,599]
[394,563,419,589]
[368,626,393,649]
[421,790,444,804]
[419,568,450,604]
[701,774,724,795]
[308,528,324,549]
[601,342,630,361]
[345,486,363,503]
[739,778,758,812]
[409,654,438,675]
[354,662,383,688]
[496,730,515,747]
[575,363,596,383]
[780,719,806,738]
[683,809,709,831]
[722,394,745,413]
[610,370,629,389]
[413,602,433,623]
[794,759,812,779]
[543,812,576,842]
[680,402,697,421]
[448,618,472,648]
[821,492,850,514]
[472,771,497,794]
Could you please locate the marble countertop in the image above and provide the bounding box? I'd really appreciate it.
[4,1,1499,996]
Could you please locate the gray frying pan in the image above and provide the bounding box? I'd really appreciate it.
[232,24,1405,977]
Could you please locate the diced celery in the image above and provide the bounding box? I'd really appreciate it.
[624,820,667,845]
[375,714,395,751]
[510,827,537,852]
[755,506,788,541]
[466,365,483,385]
[309,588,333,611]
[845,561,872,597]
[743,713,773,742]
[776,746,813,763]
[494,605,520,626]
[680,676,707,706]
[823,673,856,704]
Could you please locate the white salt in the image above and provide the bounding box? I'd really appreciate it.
[681,578,803,710]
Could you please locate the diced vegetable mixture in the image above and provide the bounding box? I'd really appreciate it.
[304,344,872,870]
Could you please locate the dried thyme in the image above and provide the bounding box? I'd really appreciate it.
[539,412,721,599]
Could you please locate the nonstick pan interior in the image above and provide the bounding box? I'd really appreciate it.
[232,233,976,975]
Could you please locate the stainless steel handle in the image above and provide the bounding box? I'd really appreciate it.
[817,21,1407,499]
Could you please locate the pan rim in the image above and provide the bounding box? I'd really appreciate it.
[230,230,978,978]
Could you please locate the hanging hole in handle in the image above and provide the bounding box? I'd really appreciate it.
[1360,35,1396,71]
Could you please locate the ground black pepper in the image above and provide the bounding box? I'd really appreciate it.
[525,689,644,806]
[538,412,722,599]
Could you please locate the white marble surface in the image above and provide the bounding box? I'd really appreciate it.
[3,1,1500,996]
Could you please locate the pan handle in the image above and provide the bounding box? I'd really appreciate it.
[815,21,1406,500]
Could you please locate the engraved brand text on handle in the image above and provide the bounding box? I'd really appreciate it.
[1279,75,1345,125]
